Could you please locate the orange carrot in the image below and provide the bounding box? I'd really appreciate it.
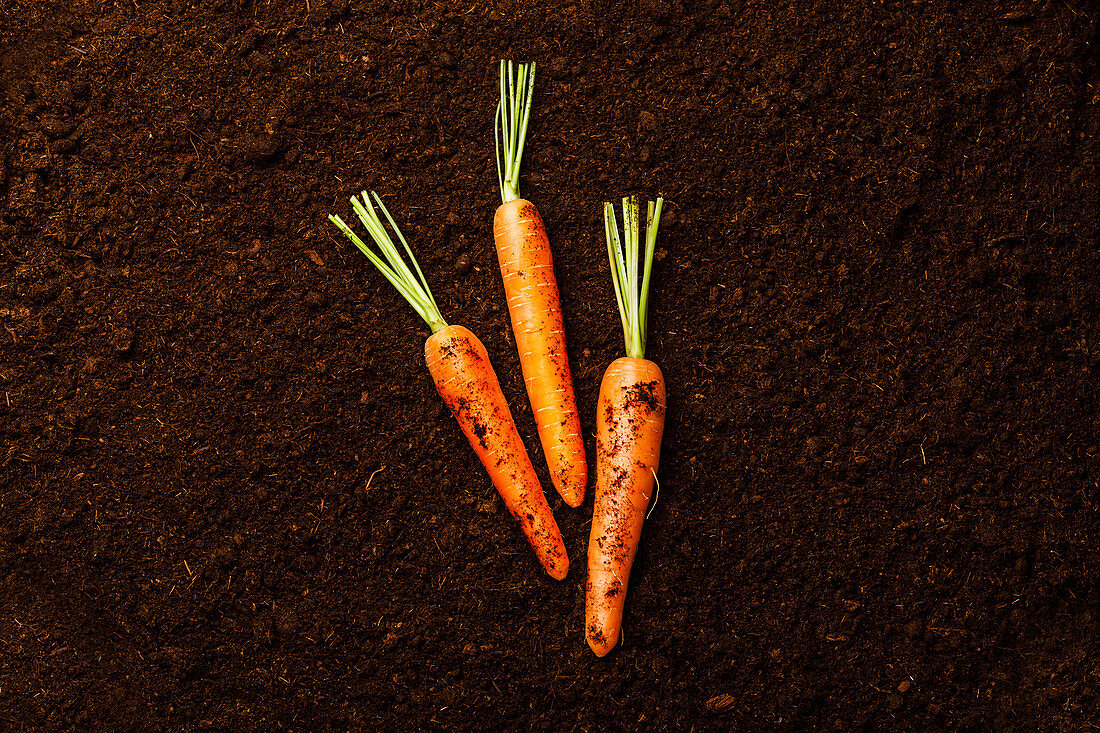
[587,195,666,655]
[493,60,586,507]
[425,325,568,578]
[330,191,568,580]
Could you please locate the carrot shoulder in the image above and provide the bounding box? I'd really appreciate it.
[493,198,586,506]
[425,325,568,580]
[586,357,665,656]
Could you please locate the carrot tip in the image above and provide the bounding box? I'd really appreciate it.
[586,634,616,657]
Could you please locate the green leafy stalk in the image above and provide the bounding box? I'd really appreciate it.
[494,59,535,204]
[604,195,664,359]
[328,191,448,333]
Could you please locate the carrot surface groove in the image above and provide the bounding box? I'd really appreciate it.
[494,60,587,507]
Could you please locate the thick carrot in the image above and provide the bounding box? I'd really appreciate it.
[587,357,665,656]
[494,60,587,507]
[329,191,568,580]
[586,195,666,656]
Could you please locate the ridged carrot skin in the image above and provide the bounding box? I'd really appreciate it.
[425,324,569,580]
[493,198,587,507]
[586,356,666,656]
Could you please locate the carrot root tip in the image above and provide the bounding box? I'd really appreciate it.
[586,633,616,657]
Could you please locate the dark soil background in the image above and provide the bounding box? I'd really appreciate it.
[2,0,1098,730]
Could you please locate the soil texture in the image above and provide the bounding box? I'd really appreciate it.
[1,0,1098,730]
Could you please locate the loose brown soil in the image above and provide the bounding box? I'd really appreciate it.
[2,1,1097,730]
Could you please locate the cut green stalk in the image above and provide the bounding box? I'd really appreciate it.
[494,59,535,204]
[328,191,447,333]
[604,195,664,359]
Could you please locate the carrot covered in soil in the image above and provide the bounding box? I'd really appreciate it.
[329,191,568,580]
[587,195,667,656]
[493,60,587,508]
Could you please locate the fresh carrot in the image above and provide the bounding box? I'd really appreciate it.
[329,191,568,580]
[493,60,586,508]
[586,195,666,656]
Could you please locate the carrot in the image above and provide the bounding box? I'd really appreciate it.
[493,60,587,508]
[586,195,666,656]
[329,191,568,580]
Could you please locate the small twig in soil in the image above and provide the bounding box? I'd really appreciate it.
[365,465,385,488]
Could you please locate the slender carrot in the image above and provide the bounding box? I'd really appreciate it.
[586,195,666,656]
[493,60,586,508]
[329,191,568,580]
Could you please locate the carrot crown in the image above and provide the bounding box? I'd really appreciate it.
[604,195,664,359]
[328,191,448,333]
[494,59,535,204]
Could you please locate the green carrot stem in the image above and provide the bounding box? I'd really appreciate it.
[604,195,664,359]
[329,191,448,333]
[494,59,535,204]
